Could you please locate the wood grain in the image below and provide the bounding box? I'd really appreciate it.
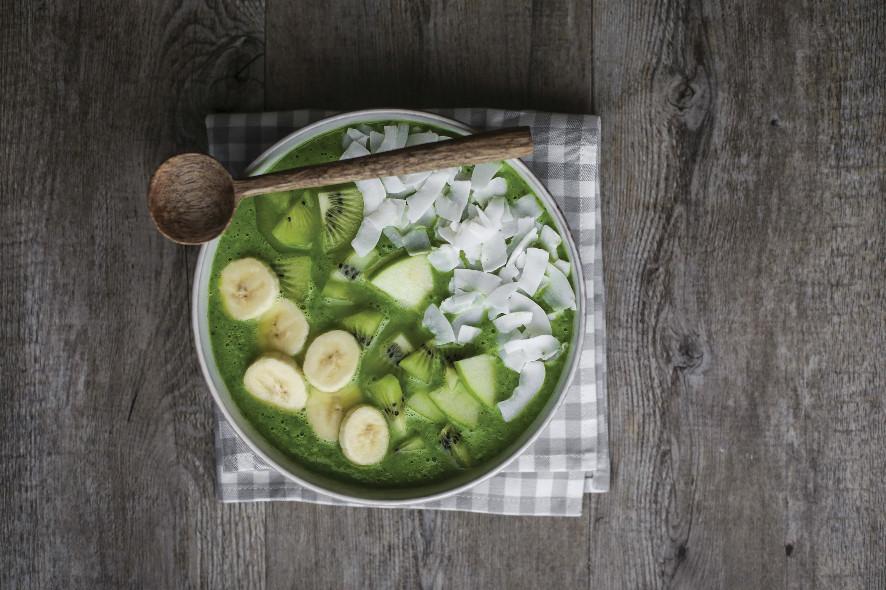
[591,0,886,588]
[234,127,533,197]
[0,0,266,588]
[2,0,884,588]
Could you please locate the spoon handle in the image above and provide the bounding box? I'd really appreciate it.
[232,127,533,199]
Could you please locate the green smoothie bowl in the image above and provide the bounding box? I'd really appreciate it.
[192,109,585,505]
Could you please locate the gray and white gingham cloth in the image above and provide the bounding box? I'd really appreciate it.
[205,109,609,517]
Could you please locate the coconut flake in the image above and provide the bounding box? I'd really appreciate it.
[413,203,439,228]
[472,176,508,205]
[457,325,481,344]
[366,198,405,229]
[484,196,509,225]
[406,171,449,222]
[471,162,501,189]
[493,311,533,333]
[351,220,382,257]
[406,132,438,146]
[539,225,562,257]
[451,304,485,331]
[486,282,520,317]
[354,179,386,214]
[396,123,410,148]
[435,180,470,222]
[513,194,543,219]
[517,248,549,296]
[481,233,507,272]
[454,269,501,294]
[542,264,576,311]
[450,223,483,263]
[497,264,520,283]
[502,334,560,362]
[506,226,539,265]
[554,258,572,277]
[428,244,461,272]
[462,219,498,244]
[378,124,408,152]
[381,175,407,194]
[437,222,459,245]
[498,361,545,422]
[440,291,481,314]
[382,226,404,248]
[515,251,526,269]
[368,131,385,153]
[341,140,370,160]
[399,170,432,190]
[343,128,369,150]
[403,228,431,255]
[422,304,456,344]
[508,293,551,336]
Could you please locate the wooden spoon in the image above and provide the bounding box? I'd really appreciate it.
[148,126,533,244]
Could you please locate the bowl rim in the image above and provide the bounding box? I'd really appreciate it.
[192,108,586,506]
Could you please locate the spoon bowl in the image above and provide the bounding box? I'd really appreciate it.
[148,153,236,244]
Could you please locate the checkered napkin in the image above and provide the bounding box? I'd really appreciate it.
[205,109,609,517]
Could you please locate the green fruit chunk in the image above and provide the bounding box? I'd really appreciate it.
[394,436,425,453]
[318,188,363,252]
[370,254,434,310]
[368,375,408,439]
[334,248,402,281]
[368,374,404,418]
[271,199,317,249]
[382,333,414,365]
[320,280,356,305]
[341,310,384,346]
[274,256,312,302]
[454,354,498,407]
[255,191,317,251]
[439,424,471,466]
[399,346,442,384]
[429,369,481,429]
[406,391,446,423]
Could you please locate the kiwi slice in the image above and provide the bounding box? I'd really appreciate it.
[333,247,403,282]
[341,310,384,346]
[255,191,318,251]
[271,199,317,249]
[368,375,408,438]
[274,256,312,302]
[399,345,442,384]
[438,424,471,466]
[368,375,404,416]
[319,280,355,305]
[394,436,425,453]
[382,333,414,365]
[406,391,446,423]
[318,188,363,252]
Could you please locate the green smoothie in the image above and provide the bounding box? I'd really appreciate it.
[208,121,576,488]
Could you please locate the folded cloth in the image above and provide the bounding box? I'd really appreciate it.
[205,109,609,517]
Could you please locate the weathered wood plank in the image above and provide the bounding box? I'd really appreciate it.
[0,1,266,588]
[590,0,885,588]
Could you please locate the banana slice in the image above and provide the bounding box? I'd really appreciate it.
[303,330,361,392]
[243,354,307,411]
[339,404,390,465]
[305,383,363,442]
[258,299,310,355]
[219,257,280,320]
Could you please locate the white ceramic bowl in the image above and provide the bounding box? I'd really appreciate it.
[192,109,585,505]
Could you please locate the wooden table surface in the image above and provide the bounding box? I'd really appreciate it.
[2,1,884,588]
